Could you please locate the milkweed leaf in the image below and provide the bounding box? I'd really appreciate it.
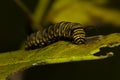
[0,33,120,80]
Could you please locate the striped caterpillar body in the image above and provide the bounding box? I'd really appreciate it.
[25,21,86,49]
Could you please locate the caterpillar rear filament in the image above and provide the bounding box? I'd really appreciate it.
[25,21,86,49]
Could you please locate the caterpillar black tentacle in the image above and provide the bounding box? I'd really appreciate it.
[25,21,86,49]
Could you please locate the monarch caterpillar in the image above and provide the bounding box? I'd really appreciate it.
[25,21,86,49]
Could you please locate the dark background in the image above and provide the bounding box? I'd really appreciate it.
[0,0,38,52]
[0,0,120,80]
[0,0,26,52]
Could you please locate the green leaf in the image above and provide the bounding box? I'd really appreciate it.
[0,33,120,80]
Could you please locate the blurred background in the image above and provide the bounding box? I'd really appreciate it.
[0,0,120,80]
[0,0,120,52]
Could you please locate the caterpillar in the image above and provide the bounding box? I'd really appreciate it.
[25,21,86,49]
